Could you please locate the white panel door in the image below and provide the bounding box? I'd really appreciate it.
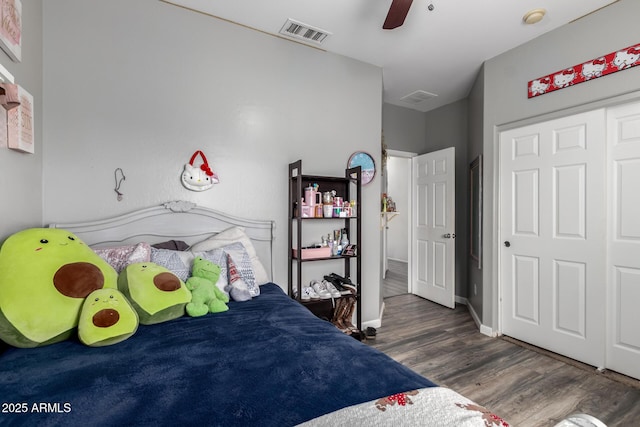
[412,147,455,308]
[607,102,640,380]
[500,110,606,368]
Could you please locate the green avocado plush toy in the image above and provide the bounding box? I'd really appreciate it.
[185,257,229,317]
[118,262,192,325]
[0,228,118,348]
[78,288,139,347]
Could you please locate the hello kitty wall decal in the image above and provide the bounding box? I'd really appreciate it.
[528,42,640,98]
[181,150,219,192]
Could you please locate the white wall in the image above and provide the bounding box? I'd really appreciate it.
[42,0,383,323]
[0,0,43,242]
[385,155,409,262]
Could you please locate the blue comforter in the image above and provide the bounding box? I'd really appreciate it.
[0,284,435,426]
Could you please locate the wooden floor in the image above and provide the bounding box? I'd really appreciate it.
[383,259,408,298]
[373,272,640,426]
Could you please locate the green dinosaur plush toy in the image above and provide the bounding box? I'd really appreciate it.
[0,228,118,348]
[185,257,229,317]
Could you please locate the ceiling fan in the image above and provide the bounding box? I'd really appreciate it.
[383,0,414,30]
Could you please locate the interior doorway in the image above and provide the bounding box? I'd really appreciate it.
[382,150,414,298]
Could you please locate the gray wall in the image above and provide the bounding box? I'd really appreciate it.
[382,100,470,298]
[425,100,469,298]
[0,1,43,242]
[41,1,384,324]
[467,66,484,319]
[382,103,427,154]
[480,0,640,329]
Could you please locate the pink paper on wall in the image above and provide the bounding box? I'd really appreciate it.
[0,0,21,62]
[7,85,33,153]
[528,42,640,98]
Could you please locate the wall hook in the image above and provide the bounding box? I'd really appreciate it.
[114,168,126,201]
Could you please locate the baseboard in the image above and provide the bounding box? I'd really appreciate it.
[362,300,384,329]
[465,300,496,337]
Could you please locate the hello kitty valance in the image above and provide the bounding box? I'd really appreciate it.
[528,41,640,98]
[181,150,219,192]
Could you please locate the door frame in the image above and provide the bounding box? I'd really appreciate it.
[385,149,417,294]
[491,91,640,338]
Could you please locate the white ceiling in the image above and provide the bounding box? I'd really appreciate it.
[162,0,619,112]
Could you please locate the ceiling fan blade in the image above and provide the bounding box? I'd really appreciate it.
[383,0,414,30]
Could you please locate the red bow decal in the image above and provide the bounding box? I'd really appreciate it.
[189,150,214,177]
[627,47,640,55]
[562,69,574,75]
[200,163,213,177]
[387,393,408,406]
[541,78,550,84]
[593,58,606,65]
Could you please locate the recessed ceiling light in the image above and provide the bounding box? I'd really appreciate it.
[523,8,546,25]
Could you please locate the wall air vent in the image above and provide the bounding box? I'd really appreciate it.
[400,90,438,105]
[279,18,331,45]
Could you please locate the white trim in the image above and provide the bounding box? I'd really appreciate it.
[385,150,416,295]
[386,149,417,158]
[466,298,497,337]
[363,300,384,329]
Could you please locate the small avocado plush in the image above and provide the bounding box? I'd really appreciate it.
[118,262,192,325]
[186,257,229,317]
[78,288,139,347]
[0,228,118,348]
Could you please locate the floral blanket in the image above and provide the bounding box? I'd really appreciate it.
[299,387,509,427]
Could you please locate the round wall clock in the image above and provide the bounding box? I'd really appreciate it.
[348,151,376,185]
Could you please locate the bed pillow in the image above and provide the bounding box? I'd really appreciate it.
[149,247,193,282]
[118,262,192,325]
[190,226,269,286]
[0,228,118,348]
[78,288,139,347]
[93,242,151,273]
[220,242,258,297]
[151,240,190,251]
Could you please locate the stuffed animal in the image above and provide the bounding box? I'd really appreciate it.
[185,257,229,316]
[78,288,139,347]
[118,262,192,325]
[0,228,118,348]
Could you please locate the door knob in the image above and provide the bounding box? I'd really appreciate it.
[504,241,511,247]
[443,233,456,239]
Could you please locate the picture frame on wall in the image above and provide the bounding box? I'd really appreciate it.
[348,151,376,185]
[7,85,33,154]
[0,0,21,63]
[469,155,482,267]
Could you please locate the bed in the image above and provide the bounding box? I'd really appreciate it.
[0,201,508,426]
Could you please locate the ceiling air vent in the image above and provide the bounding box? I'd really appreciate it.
[400,90,438,105]
[279,18,331,45]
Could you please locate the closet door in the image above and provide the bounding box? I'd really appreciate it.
[499,110,607,368]
[607,101,640,380]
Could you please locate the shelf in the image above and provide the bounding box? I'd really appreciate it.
[294,216,359,220]
[380,211,400,229]
[292,255,357,262]
[288,159,362,338]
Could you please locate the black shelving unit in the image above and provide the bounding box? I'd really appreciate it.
[287,160,362,335]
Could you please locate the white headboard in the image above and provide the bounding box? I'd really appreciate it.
[48,201,276,280]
